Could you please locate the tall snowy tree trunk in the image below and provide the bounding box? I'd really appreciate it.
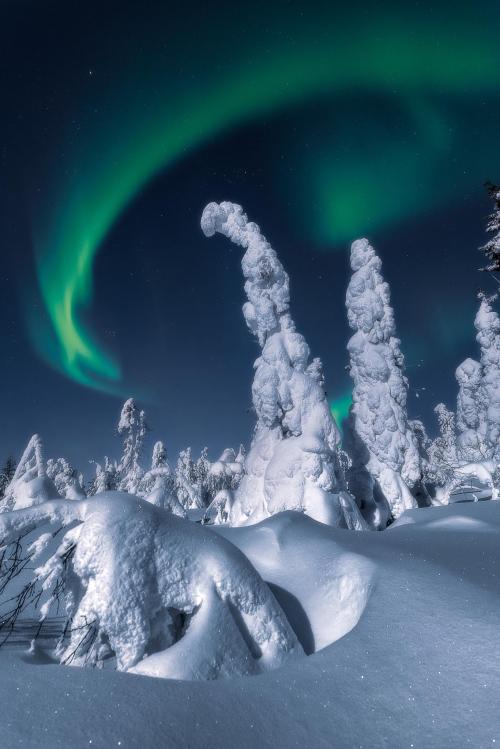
[201,201,364,529]
[345,238,420,524]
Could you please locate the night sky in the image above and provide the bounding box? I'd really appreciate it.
[1,0,499,473]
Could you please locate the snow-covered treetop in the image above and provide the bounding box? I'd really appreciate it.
[118,398,141,433]
[151,441,167,470]
[347,239,396,345]
[201,201,290,346]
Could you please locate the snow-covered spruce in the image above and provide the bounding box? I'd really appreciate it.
[480,182,500,275]
[474,294,500,459]
[116,398,147,495]
[201,201,365,529]
[0,493,302,679]
[140,441,186,516]
[344,238,420,524]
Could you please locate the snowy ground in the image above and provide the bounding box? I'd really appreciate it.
[1,501,500,748]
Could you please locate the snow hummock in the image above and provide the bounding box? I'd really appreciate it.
[0,493,302,679]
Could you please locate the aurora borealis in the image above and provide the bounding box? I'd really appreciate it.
[1,0,500,464]
[26,0,500,391]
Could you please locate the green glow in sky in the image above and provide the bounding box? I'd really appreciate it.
[30,4,500,391]
[330,391,353,432]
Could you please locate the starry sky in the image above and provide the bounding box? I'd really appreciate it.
[0,0,499,472]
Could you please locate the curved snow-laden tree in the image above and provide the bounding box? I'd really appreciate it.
[475,294,500,460]
[345,238,420,524]
[201,201,365,529]
[0,493,302,679]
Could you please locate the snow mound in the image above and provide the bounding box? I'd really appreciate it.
[0,493,303,680]
[214,511,374,653]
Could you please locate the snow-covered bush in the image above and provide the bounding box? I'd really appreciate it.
[0,494,302,679]
[345,238,420,525]
[0,435,59,512]
[201,201,364,529]
[116,398,147,494]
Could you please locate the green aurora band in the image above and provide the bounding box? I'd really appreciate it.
[30,4,500,392]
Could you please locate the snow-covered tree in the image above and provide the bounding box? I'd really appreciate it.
[174,448,202,509]
[116,398,147,494]
[201,201,364,529]
[46,458,85,500]
[428,402,497,503]
[1,435,59,511]
[345,238,420,524]
[408,419,433,505]
[88,457,117,495]
[141,441,185,516]
[480,182,500,276]
[474,293,500,459]
[427,404,459,487]
[0,457,16,499]
[455,357,488,462]
[202,448,246,524]
[195,447,212,506]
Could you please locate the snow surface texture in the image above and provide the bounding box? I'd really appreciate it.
[344,238,420,524]
[0,493,302,679]
[2,500,500,748]
[201,201,364,529]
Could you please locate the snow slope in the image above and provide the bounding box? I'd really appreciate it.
[1,501,500,748]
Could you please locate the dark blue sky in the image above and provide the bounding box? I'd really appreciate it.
[0,0,499,473]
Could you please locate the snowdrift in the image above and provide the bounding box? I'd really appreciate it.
[1,499,500,747]
[0,493,302,679]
